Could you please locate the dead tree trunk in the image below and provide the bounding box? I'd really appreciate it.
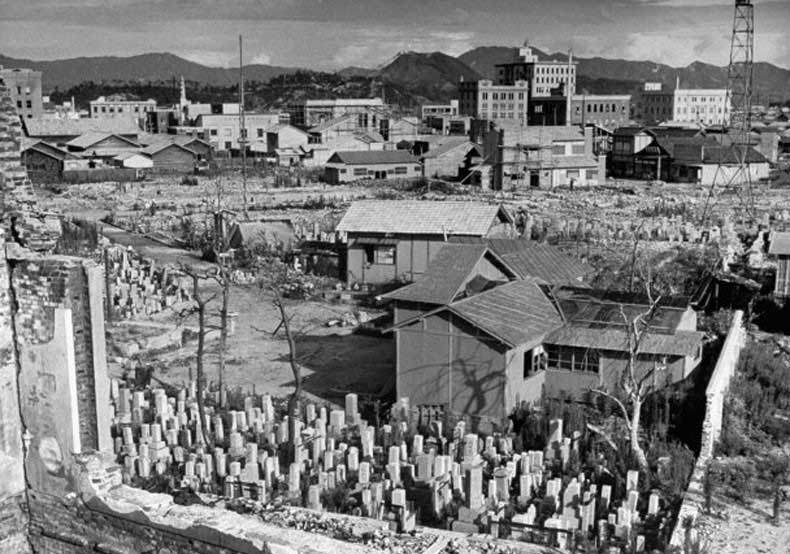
[186,271,214,448]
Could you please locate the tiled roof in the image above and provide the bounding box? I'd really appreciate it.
[23,117,140,137]
[66,132,133,149]
[448,279,563,347]
[383,243,507,305]
[422,139,481,160]
[23,141,77,161]
[449,238,591,284]
[336,200,511,236]
[327,150,418,165]
[701,145,767,164]
[544,326,703,357]
[769,232,790,256]
[140,141,195,156]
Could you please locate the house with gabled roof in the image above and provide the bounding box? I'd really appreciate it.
[335,200,514,285]
[324,150,422,184]
[140,141,197,172]
[387,247,704,430]
[21,141,82,181]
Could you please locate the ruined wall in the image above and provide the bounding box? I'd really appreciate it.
[669,310,745,548]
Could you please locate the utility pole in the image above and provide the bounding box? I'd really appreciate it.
[239,34,249,220]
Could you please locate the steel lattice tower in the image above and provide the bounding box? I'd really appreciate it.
[702,0,755,223]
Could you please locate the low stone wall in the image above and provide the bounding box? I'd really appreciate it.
[669,310,745,548]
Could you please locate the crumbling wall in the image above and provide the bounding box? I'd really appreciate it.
[0,230,30,553]
[669,310,745,548]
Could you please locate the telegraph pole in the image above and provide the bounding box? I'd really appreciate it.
[239,34,249,219]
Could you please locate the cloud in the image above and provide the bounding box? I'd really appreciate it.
[251,52,272,65]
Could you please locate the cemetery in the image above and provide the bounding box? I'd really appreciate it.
[111,380,697,553]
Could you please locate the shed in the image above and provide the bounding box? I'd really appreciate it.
[21,141,79,181]
[228,219,297,252]
[324,150,422,184]
[335,200,514,285]
[141,142,197,172]
[114,151,154,169]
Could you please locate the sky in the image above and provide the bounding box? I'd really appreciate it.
[0,0,788,70]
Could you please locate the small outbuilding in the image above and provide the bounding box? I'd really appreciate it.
[141,142,197,172]
[228,218,297,252]
[324,151,422,184]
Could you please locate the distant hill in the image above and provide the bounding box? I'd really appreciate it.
[0,52,302,90]
[3,47,788,105]
[378,51,481,103]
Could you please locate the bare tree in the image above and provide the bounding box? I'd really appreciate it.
[588,284,663,473]
[179,264,218,448]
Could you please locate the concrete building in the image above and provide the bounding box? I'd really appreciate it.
[633,82,730,126]
[192,113,281,152]
[632,83,675,124]
[458,80,530,123]
[672,88,730,126]
[0,67,43,119]
[324,151,421,185]
[90,95,157,124]
[421,100,459,119]
[495,43,577,98]
[288,98,387,129]
[335,200,514,285]
[387,246,703,421]
[571,95,632,128]
[482,123,604,190]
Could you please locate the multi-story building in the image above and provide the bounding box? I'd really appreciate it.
[187,113,283,152]
[287,98,387,129]
[90,95,157,124]
[571,95,632,128]
[0,67,43,119]
[458,80,530,123]
[632,83,674,124]
[633,82,730,126]
[494,44,577,97]
[672,88,729,126]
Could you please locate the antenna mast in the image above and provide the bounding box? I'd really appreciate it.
[701,0,755,224]
[239,34,248,219]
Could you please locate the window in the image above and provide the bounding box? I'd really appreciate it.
[210,129,218,136]
[353,167,368,176]
[118,107,123,113]
[524,347,547,378]
[16,86,21,95]
[25,100,31,109]
[339,169,347,174]
[224,141,232,150]
[134,106,139,112]
[101,106,106,113]
[374,246,395,265]
[257,128,264,138]
[571,143,585,155]
[552,144,565,156]
[16,100,22,108]
[394,166,408,175]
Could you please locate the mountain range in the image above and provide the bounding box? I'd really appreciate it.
[2,47,789,104]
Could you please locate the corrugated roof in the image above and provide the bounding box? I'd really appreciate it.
[769,232,790,256]
[23,117,140,138]
[544,326,703,357]
[327,150,419,165]
[448,279,563,347]
[383,243,504,305]
[449,238,591,284]
[336,200,512,236]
